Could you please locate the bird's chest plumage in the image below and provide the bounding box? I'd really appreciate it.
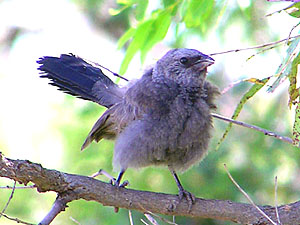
[127,80,212,155]
[166,90,211,144]
[144,88,213,171]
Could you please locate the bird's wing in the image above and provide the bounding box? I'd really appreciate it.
[81,107,114,150]
[81,101,143,150]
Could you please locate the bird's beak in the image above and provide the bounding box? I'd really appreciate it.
[197,56,215,68]
[193,55,215,72]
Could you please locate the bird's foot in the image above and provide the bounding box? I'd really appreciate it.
[90,169,129,187]
[110,175,129,213]
[110,178,129,188]
[178,188,195,211]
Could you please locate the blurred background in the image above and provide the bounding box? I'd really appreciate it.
[0,0,300,224]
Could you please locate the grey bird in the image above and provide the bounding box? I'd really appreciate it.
[37,48,219,207]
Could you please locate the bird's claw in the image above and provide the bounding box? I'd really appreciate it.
[110,178,129,213]
[178,189,195,211]
[110,178,129,188]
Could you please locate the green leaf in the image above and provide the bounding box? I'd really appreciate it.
[183,0,214,28]
[288,51,300,108]
[117,27,136,49]
[293,102,300,147]
[285,3,300,18]
[268,37,300,92]
[135,0,148,21]
[119,20,154,74]
[109,5,130,16]
[117,0,135,4]
[119,2,177,74]
[109,0,134,16]
[163,0,174,7]
[216,77,270,150]
[140,10,172,62]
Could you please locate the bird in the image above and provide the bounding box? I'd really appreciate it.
[37,48,219,208]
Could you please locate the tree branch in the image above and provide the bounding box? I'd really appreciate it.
[1,153,300,224]
[39,194,76,225]
[211,113,293,144]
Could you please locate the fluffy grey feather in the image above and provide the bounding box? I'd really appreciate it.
[39,48,220,204]
[80,49,219,173]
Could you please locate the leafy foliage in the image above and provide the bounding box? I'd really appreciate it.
[183,0,214,29]
[116,1,176,74]
[118,8,173,73]
[113,0,227,74]
[265,36,300,146]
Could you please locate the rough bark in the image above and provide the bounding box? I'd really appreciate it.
[0,153,299,224]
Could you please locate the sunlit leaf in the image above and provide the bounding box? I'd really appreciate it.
[109,5,130,16]
[117,0,135,4]
[135,0,148,21]
[140,10,172,62]
[183,0,214,29]
[293,102,300,146]
[119,20,153,74]
[109,0,135,16]
[214,0,229,26]
[117,27,136,49]
[119,2,178,73]
[163,0,174,7]
[285,2,300,18]
[216,77,270,150]
[246,78,269,85]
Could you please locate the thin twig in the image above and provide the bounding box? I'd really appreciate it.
[221,79,245,94]
[210,34,300,56]
[274,176,281,225]
[287,22,300,45]
[265,3,293,17]
[246,45,277,61]
[145,211,178,225]
[141,218,150,225]
[129,210,134,225]
[84,58,129,81]
[224,164,277,225]
[70,216,82,225]
[144,213,160,225]
[0,185,35,189]
[211,113,293,144]
[0,181,16,218]
[0,212,35,225]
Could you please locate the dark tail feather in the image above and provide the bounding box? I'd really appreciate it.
[37,54,123,108]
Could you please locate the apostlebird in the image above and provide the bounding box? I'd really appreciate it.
[37,48,219,207]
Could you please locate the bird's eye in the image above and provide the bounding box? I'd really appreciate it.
[180,57,188,65]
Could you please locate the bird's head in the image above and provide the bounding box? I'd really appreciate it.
[153,48,214,87]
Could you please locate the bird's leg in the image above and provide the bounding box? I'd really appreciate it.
[111,169,129,213]
[170,169,195,210]
[112,169,129,188]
